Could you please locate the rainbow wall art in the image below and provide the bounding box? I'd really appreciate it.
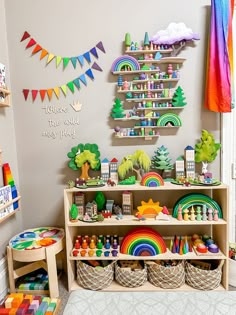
[120,227,167,256]
[111,55,140,72]
[141,172,164,187]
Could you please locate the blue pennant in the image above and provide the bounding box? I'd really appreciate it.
[77,55,84,67]
[70,57,77,69]
[85,68,94,80]
[90,47,98,58]
[83,51,91,63]
[73,78,81,90]
[79,74,87,86]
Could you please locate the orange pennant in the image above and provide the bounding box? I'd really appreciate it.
[40,49,48,60]
[47,89,53,101]
[40,90,47,101]
[32,44,42,55]
[53,87,60,99]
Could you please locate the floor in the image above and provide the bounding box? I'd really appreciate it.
[58,272,236,315]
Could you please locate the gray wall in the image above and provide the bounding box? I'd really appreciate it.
[0,0,221,256]
[0,0,22,258]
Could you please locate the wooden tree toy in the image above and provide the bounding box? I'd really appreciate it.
[172,86,187,107]
[195,129,221,174]
[118,150,151,181]
[70,204,79,221]
[67,143,101,180]
[143,32,150,49]
[151,145,173,177]
[125,33,131,50]
[111,98,126,118]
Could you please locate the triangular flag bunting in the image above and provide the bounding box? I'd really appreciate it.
[90,47,98,59]
[23,89,29,101]
[21,31,30,42]
[63,58,70,69]
[47,53,55,65]
[79,74,87,86]
[53,87,60,99]
[73,78,80,90]
[91,62,103,72]
[40,49,48,60]
[32,44,42,55]
[26,38,36,49]
[32,90,38,102]
[60,85,67,96]
[85,68,94,80]
[70,57,77,69]
[47,89,53,101]
[67,81,75,93]
[83,51,91,63]
[40,90,47,101]
[96,41,106,53]
[77,55,84,67]
[56,56,62,68]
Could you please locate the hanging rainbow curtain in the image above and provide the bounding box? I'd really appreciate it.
[205,0,234,112]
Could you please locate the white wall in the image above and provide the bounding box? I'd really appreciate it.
[0,0,22,258]
[3,0,221,230]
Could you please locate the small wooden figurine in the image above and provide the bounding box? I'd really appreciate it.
[208,208,213,221]
[202,205,207,221]
[196,206,202,221]
[190,206,195,221]
[177,205,183,221]
[183,209,189,221]
[213,209,219,221]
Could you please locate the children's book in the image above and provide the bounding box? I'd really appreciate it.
[0,63,6,88]
[0,185,14,218]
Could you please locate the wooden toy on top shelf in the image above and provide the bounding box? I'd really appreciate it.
[0,87,11,107]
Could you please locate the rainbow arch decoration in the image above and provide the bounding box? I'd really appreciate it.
[172,193,222,218]
[156,113,182,127]
[111,55,140,72]
[120,227,167,256]
[140,172,164,187]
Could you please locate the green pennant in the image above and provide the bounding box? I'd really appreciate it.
[56,56,62,68]
[63,57,70,69]
[60,85,67,96]
[73,78,80,90]
[67,81,75,93]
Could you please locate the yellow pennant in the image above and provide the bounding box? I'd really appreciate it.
[54,87,60,99]
[47,53,55,65]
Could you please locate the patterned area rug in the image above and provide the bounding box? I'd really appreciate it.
[63,290,236,315]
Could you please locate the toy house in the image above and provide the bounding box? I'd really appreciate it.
[184,145,195,179]
[109,158,118,183]
[74,192,85,216]
[101,158,110,181]
[175,156,185,178]
[122,191,133,215]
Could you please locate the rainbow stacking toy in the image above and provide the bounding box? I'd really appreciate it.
[140,172,164,187]
[120,227,167,256]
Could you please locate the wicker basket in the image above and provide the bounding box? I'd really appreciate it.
[185,260,224,290]
[76,260,115,290]
[115,261,147,288]
[146,260,185,289]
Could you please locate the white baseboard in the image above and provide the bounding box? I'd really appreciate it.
[0,257,8,302]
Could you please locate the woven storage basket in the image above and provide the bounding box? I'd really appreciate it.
[185,260,224,290]
[115,261,147,287]
[76,261,114,290]
[146,260,185,289]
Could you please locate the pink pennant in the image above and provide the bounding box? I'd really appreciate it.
[31,90,38,102]
[22,89,29,101]
[26,38,36,49]
[20,31,30,42]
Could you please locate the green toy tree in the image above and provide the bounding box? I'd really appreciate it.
[67,143,101,180]
[111,98,126,118]
[151,145,173,176]
[95,191,106,211]
[70,204,78,221]
[195,129,221,174]
[118,150,151,181]
[172,86,187,107]
[143,32,150,49]
[125,33,131,50]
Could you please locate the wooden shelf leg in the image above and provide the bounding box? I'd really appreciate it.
[45,247,59,298]
[7,246,16,293]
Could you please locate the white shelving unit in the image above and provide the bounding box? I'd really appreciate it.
[64,182,229,292]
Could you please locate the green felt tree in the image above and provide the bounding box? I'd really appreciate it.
[143,32,150,48]
[111,98,125,118]
[151,145,173,175]
[195,129,221,173]
[172,86,187,107]
[95,191,106,211]
[70,204,78,221]
[118,150,151,181]
[67,143,101,180]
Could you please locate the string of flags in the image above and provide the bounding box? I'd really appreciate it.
[20,31,106,69]
[22,62,103,102]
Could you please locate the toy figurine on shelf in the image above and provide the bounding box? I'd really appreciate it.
[177,205,183,221]
[183,209,189,221]
[213,209,219,221]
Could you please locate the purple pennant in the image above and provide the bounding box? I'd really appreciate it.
[77,55,84,67]
[91,62,103,72]
[96,41,106,53]
[90,47,98,58]
[83,51,91,63]
[79,74,87,86]
[85,69,94,80]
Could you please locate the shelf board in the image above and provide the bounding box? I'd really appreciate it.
[0,208,20,224]
[125,49,173,55]
[117,89,166,94]
[126,97,172,102]
[70,279,226,292]
[114,134,159,140]
[67,215,227,227]
[130,78,179,83]
[137,57,186,64]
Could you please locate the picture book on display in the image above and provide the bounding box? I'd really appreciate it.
[0,185,14,219]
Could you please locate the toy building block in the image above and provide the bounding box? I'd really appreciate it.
[122,191,133,215]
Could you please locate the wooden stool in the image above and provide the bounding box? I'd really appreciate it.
[7,227,65,298]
